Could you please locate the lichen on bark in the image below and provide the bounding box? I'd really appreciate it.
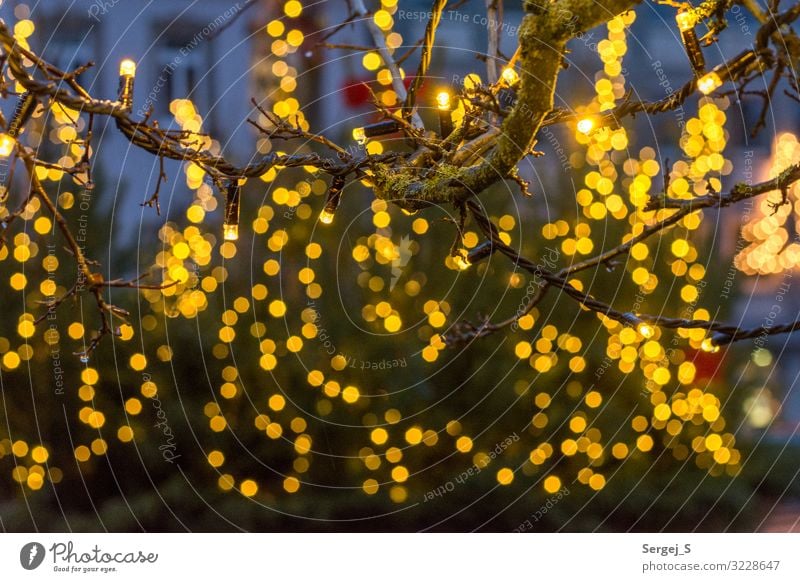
[369,0,641,209]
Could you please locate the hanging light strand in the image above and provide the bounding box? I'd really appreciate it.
[364,119,401,138]
[696,50,758,95]
[223,181,241,241]
[676,8,705,76]
[118,59,137,110]
[320,175,346,225]
[436,89,454,138]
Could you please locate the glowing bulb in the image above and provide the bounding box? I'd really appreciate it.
[0,133,16,157]
[701,338,720,353]
[401,208,418,216]
[437,90,454,138]
[352,127,366,145]
[119,59,137,77]
[317,176,345,225]
[223,224,239,241]
[223,182,241,242]
[697,72,722,95]
[675,10,696,32]
[436,91,452,111]
[577,118,595,134]
[675,9,705,75]
[501,67,519,86]
[454,252,471,270]
[637,323,654,338]
[118,59,137,109]
[696,51,757,94]
[320,175,344,224]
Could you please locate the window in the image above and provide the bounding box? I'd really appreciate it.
[40,16,95,85]
[152,21,215,127]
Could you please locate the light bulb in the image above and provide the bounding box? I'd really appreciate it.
[119,59,137,77]
[701,338,720,353]
[454,252,471,270]
[223,224,239,241]
[118,59,137,109]
[675,10,696,32]
[319,175,345,225]
[577,117,595,135]
[223,182,241,242]
[0,133,16,157]
[637,323,655,338]
[676,9,705,75]
[436,90,454,138]
[697,72,722,95]
[501,67,519,86]
[436,91,452,111]
[696,51,758,95]
[622,311,649,333]
[352,127,367,145]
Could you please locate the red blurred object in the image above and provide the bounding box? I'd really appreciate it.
[687,348,723,381]
[342,78,371,108]
[342,76,425,109]
[405,76,429,101]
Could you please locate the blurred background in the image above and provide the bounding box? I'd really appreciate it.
[0,0,799,531]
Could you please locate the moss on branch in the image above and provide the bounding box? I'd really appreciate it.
[372,0,641,208]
